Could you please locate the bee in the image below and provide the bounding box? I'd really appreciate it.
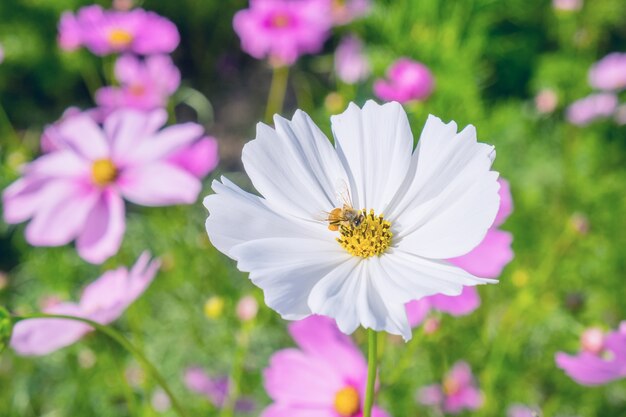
[325,181,364,231]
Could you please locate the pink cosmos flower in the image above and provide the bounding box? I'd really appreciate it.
[263,315,390,417]
[335,36,370,84]
[418,361,483,414]
[329,0,371,25]
[406,179,514,327]
[552,0,583,11]
[96,55,181,112]
[58,5,179,55]
[10,252,159,356]
[588,52,626,91]
[233,0,332,66]
[555,322,626,385]
[373,58,434,103]
[3,109,211,264]
[566,93,617,126]
[184,367,256,412]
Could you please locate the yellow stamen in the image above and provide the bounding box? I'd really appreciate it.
[91,159,118,186]
[334,386,360,417]
[337,209,392,258]
[129,84,146,96]
[108,28,134,47]
[443,377,460,396]
[271,13,290,28]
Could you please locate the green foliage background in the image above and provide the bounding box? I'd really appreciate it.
[1,0,626,416]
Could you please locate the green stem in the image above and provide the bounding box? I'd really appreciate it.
[264,65,289,123]
[219,321,253,417]
[363,329,378,417]
[13,313,188,417]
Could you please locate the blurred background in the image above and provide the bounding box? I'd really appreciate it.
[1,0,626,416]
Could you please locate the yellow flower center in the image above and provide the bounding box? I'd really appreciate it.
[271,13,290,28]
[108,28,134,47]
[334,386,360,417]
[129,84,146,96]
[91,159,118,186]
[337,210,392,258]
[204,296,225,319]
[443,377,460,396]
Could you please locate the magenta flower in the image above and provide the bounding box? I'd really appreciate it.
[330,0,371,25]
[96,55,180,112]
[566,93,617,126]
[555,322,626,385]
[3,109,211,264]
[233,0,332,66]
[58,5,179,55]
[263,315,390,417]
[373,58,434,103]
[335,36,370,84]
[418,361,483,414]
[588,53,626,91]
[406,179,514,327]
[184,367,256,412]
[10,252,159,356]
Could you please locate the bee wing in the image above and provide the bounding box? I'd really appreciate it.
[334,178,354,208]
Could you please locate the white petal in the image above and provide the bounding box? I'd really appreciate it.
[241,110,348,220]
[204,177,331,257]
[387,115,500,259]
[230,237,350,319]
[330,101,413,212]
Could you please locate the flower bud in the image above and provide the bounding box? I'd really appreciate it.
[236,295,259,322]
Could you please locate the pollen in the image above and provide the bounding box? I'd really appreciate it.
[443,377,460,396]
[91,159,118,186]
[270,13,290,28]
[334,386,360,417]
[337,210,392,258]
[107,28,134,47]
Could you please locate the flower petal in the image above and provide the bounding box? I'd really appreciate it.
[104,108,168,164]
[261,404,337,417]
[3,177,50,224]
[449,229,513,278]
[24,151,89,179]
[493,179,513,227]
[428,286,481,316]
[76,188,126,264]
[55,113,110,160]
[330,101,413,212]
[117,162,201,206]
[242,110,348,220]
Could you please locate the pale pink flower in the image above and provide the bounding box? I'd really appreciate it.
[233,0,332,66]
[95,54,181,112]
[566,93,617,126]
[418,361,483,414]
[552,0,582,11]
[58,5,179,55]
[329,0,371,25]
[555,322,626,385]
[374,58,434,103]
[10,252,159,356]
[406,179,513,327]
[263,315,390,417]
[507,404,539,417]
[3,109,210,264]
[184,367,256,412]
[335,36,370,84]
[589,53,626,91]
[236,295,259,322]
[535,89,558,114]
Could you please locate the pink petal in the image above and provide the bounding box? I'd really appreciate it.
[418,384,444,406]
[133,122,204,163]
[166,136,219,178]
[55,114,110,160]
[24,151,89,179]
[555,351,626,385]
[117,162,201,206]
[104,109,168,164]
[405,298,431,327]
[427,286,481,316]
[449,229,513,278]
[76,188,126,264]
[25,182,100,246]
[10,303,91,356]
[444,387,483,413]
[493,179,513,227]
[261,404,337,417]
[3,177,49,224]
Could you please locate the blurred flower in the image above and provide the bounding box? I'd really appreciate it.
[508,404,540,417]
[204,101,499,340]
[566,93,617,126]
[232,0,331,66]
[535,89,558,114]
[58,5,179,55]
[10,252,159,356]
[588,53,626,91]
[325,92,346,113]
[151,389,171,412]
[113,0,135,11]
[236,295,259,322]
[335,36,370,84]
[374,58,434,103]
[418,361,483,414]
[78,348,97,368]
[263,315,390,417]
[184,367,256,412]
[512,269,529,288]
[0,43,4,64]
[406,179,514,327]
[555,321,626,385]
[423,317,440,334]
[3,109,209,264]
[329,0,371,25]
[95,55,181,112]
[0,272,8,291]
[552,0,582,11]
[125,365,145,387]
[614,104,626,125]
[204,296,225,319]
[569,212,589,235]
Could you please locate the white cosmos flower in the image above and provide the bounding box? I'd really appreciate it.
[204,100,500,340]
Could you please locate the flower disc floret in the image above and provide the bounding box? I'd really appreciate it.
[337,209,391,258]
[334,386,360,416]
[107,28,133,47]
[91,158,118,186]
